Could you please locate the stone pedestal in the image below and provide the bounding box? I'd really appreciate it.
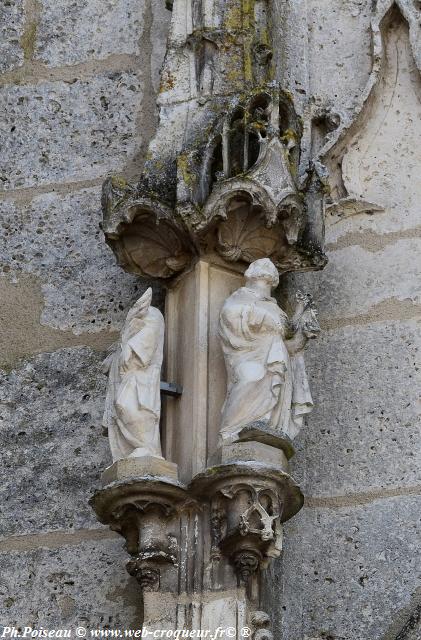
[101,455,179,485]
[191,462,303,579]
[90,470,188,592]
[210,441,289,470]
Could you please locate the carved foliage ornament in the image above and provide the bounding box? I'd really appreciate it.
[190,462,303,581]
[211,480,284,580]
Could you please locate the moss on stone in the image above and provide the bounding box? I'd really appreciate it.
[20,21,37,61]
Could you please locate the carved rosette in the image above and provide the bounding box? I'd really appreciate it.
[89,478,189,591]
[190,463,303,581]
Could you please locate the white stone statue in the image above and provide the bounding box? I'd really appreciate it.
[102,288,164,461]
[218,258,320,444]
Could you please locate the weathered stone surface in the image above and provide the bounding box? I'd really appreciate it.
[0,71,143,190]
[0,188,157,335]
[0,0,24,73]
[150,0,171,93]
[326,14,421,240]
[101,456,178,485]
[280,497,421,640]
[289,319,421,496]
[0,347,111,537]
[308,0,373,123]
[211,442,288,471]
[0,537,142,627]
[0,0,419,633]
[0,274,119,370]
[289,239,421,324]
[35,0,146,67]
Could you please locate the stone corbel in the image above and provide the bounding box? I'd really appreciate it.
[90,473,190,592]
[191,463,303,581]
[90,454,303,590]
[101,179,198,280]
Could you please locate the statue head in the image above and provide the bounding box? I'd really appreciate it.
[126,287,153,323]
[244,258,279,289]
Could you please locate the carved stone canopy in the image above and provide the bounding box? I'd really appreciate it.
[102,89,327,284]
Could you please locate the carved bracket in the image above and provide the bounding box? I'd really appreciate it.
[190,462,303,581]
[90,459,303,589]
[89,478,189,592]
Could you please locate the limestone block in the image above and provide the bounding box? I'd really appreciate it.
[289,320,421,496]
[0,72,143,190]
[0,0,24,73]
[34,0,146,67]
[289,238,421,323]
[0,537,142,627]
[210,442,289,472]
[280,497,421,640]
[150,0,172,93]
[0,188,155,335]
[308,0,372,122]
[200,596,247,636]
[101,456,178,486]
[0,347,111,536]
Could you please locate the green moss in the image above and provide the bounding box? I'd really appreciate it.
[20,21,37,61]
[178,153,197,190]
[111,176,128,189]
[224,2,243,30]
[280,128,297,144]
[243,38,254,82]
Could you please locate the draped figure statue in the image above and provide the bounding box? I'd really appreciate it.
[102,288,164,461]
[218,259,319,444]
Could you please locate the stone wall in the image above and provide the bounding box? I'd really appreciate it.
[0,0,420,638]
[278,4,421,640]
[0,0,170,627]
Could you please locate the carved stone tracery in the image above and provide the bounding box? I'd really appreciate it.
[190,462,303,582]
[102,85,327,282]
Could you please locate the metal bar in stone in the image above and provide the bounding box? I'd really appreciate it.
[160,381,183,397]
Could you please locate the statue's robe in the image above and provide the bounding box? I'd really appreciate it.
[219,287,313,442]
[103,307,164,461]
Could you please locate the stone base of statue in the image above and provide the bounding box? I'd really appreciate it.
[101,455,179,486]
[190,459,303,579]
[210,440,289,471]
[219,420,296,460]
[90,459,188,593]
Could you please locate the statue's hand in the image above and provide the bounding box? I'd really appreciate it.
[291,291,320,339]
